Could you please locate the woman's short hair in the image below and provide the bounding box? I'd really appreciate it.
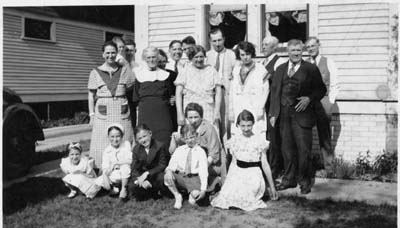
[187,45,206,60]
[102,41,118,52]
[169,40,182,49]
[134,124,152,137]
[180,124,197,137]
[236,109,255,126]
[234,41,256,60]
[185,102,204,118]
[142,46,160,61]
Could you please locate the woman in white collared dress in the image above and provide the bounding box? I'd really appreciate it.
[132,47,175,146]
[230,41,269,136]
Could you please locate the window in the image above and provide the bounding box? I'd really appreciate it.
[208,5,247,49]
[23,18,55,41]
[265,4,308,48]
[105,31,123,42]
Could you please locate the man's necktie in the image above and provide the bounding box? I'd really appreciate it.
[215,52,220,72]
[288,64,296,77]
[184,148,192,175]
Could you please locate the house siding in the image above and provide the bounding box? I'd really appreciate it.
[318,2,391,100]
[3,10,134,103]
[147,5,198,51]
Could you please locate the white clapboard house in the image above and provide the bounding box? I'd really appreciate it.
[3,6,134,118]
[134,3,398,160]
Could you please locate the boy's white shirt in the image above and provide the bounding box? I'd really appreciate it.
[166,144,208,191]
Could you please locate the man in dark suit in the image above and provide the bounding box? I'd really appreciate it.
[129,126,170,200]
[269,39,326,194]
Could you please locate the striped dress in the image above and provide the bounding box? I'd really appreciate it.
[88,65,135,169]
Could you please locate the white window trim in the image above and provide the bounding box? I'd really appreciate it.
[21,16,56,43]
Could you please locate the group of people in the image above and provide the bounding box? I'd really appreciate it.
[60,28,339,211]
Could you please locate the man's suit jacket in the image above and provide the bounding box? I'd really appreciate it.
[269,60,327,128]
[130,139,169,181]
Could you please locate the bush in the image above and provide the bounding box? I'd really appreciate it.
[355,151,373,176]
[41,111,89,128]
[372,150,397,176]
[331,156,356,180]
[328,151,397,182]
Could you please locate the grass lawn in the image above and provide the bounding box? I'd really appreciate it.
[3,170,397,228]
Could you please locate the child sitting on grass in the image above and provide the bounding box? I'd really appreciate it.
[164,124,208,209]
[129,124,169,200]
[60,142,100,199]
[96,123,132,200]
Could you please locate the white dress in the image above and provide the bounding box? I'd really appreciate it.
[60,156,98,196]
[230,62,269,135]
[211,133,269,211]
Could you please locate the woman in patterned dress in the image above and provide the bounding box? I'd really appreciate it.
[175,45,222,129]
[88,41,135,169]
[132,46,175,146]
[211,110,278,211]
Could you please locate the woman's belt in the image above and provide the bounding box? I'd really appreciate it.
[236,159,261,168]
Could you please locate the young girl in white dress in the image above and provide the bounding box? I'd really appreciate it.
[97,123,132,200]
[60,142,100,199]
[211,110,279,211]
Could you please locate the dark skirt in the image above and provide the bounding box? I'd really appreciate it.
[138,97,173,146]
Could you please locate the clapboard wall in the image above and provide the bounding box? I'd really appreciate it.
[148,5,197,51]
[3,9,134,103]
[317,2,391,101]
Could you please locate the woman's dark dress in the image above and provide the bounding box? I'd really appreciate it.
[133,74,174,146]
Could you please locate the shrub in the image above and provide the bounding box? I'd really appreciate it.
[355,151,373,176]
[372,150,397,176]
[41,112,89,128]
[331,156,356,179]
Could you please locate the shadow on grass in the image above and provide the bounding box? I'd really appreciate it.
[288,196,397,228]
[3,176,68,215]
[295,214,396,228]
[34,151,66,165]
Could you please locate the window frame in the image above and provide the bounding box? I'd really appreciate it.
[263,4,310,54]
[206,4,248,50]
[21,16,56,43]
